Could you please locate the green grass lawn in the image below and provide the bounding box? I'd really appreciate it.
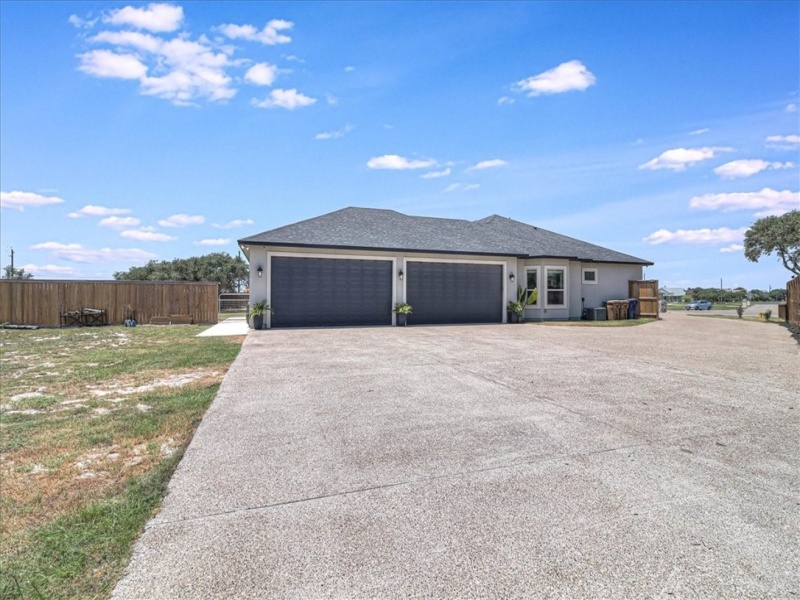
[218,311,247,321]
[666,302,742,311]
[688,313,786,324]
[0,326,243,599]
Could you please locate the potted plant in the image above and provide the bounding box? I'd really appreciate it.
[249,300,273,330]
[393,302,412,326]
[507,300,523,323]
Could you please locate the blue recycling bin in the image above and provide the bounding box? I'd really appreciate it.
[627,298,639,319]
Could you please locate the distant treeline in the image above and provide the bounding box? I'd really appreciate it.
[682,287,787,303]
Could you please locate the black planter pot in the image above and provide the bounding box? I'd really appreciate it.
[252,314,264,330]
[396,313,408,326]
[508,312,520,324]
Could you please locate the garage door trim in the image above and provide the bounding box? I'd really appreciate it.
[401,256,508,324]
[266,251,397,328]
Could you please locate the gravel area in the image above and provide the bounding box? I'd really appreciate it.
[114,312,799,599]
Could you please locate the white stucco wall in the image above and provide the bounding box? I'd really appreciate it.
[517,259,644,320]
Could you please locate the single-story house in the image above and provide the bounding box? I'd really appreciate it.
[238,207,652,328]
[660,287,686,303]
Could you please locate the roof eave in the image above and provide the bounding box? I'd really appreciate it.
[236,240,521,258]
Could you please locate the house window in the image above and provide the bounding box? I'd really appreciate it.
[524,267,539,306]
[582,268,598,285]
[546,267,566,307]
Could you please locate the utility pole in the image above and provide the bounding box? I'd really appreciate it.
[9,247,14,275]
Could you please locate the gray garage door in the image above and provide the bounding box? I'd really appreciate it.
[406,261,503,325]
[270,257,393,328]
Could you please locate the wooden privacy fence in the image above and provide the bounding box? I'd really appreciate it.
[629,279,659,318]
[786,277,800,326]
[0,280,218,327]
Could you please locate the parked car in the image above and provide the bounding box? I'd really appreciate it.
[686,300,713,310]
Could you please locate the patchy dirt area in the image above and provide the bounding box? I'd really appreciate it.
[0,326,241,536]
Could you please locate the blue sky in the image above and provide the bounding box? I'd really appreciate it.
[1,1,798,290]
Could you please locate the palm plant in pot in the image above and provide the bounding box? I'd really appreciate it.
[393,302,413,326]
[249,300,273,330]
[507,300,524,323]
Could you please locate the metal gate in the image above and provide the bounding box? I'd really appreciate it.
[219,292,249,314]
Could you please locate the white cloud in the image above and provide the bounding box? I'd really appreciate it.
[21,263,82,276]
[104,3,184,33]
[689,188,799,217]
[31,242,156,263]
[68,14,98,29]
[689,128,710,135]
[99,216,140,229]
[315,124,352,140]
[85,31,236,105]
[497,96,515,106]
[443,183,481,193]
[421,168,451,179]
[158,213,205,227]
[195,238,230,246]
[1,191,65,211]
[68,204,132,218]
[643,227,747,245]
[91,30,163,53]
[467,159,507,171]
[251,88,316,110]
[719,244,744,253]
[142,38,235,104]
[639,146,733,171]
[218,19,293,45]
[78,49,148,79]
[714,159,794,179]
[787,103,798,113]
[244,62,277,86]
[213,218,255,229]
[120,229,176,242]
[766,134,800,144]
[367,155,436,170]
[513,60,596,96]
[344,65,355,72]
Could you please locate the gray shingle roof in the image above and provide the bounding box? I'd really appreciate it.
[239,207,652,265]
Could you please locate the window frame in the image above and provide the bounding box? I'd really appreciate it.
[582,268,598,285]
[545,266,567,308]
[523,266,541,308]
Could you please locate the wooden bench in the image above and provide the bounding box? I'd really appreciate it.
[149,316,172,325]
[81,308,108,326]
[61,310,82,328]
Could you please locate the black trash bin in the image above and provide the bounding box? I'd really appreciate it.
[627,298,639,319]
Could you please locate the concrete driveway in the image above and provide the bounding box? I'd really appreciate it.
[114,313,799,598]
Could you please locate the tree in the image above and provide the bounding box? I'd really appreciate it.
[744,210,800,277]
[113,252,248,293]
[769,288,787,302]
[2,265,33,279]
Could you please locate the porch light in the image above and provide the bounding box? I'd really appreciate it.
[509,273,516,283]
[398,269,404,280]
[257,266,263,278]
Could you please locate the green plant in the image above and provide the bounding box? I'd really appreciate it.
[393,302,413,314]
[507,301,524,315]
[249,300,273,316]
[517,284,537,306]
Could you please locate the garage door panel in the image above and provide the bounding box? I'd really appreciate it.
[271,257,392,327]
[406,262,502,325]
